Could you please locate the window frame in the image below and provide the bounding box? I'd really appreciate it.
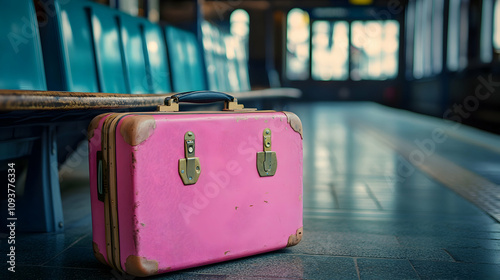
[284,7,401,82]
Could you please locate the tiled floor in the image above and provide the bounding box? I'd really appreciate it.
[2,102,500,279]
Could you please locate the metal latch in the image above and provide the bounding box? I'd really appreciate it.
[256,128,277,177]
[179,131,201,185]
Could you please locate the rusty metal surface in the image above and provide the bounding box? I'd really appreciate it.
[0,90,175,111]
[0,88,301,111]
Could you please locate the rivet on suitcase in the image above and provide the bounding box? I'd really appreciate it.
[88,91,303,277]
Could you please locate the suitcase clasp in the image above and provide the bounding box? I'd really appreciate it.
[179,131,201,185]
[257,128,277,177]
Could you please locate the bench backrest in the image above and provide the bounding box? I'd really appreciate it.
[0,0,47,90]
[11,1,251,95]
[201,21,250,92]
[39,0,171,93]
[165,25,207,92]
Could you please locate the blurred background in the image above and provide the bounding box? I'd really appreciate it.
[95,0,500,134]
[1,1,500,278]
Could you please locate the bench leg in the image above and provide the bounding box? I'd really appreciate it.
[17,126,64,232]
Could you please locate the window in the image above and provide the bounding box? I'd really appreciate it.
[312,21,349,80]
[447,0,469,71]
[494,0,500,50]
[351,20,399,80]
[286,8,310,80]
[447,0,460,71]
[413,0,432,78]
[285,9,399,81]
[405,0,416,78]
[410,0,443,79]
[431,0,444,74]
[480,0,493,63]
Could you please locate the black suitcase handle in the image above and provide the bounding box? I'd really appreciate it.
[165,91,235,104]
[160,91,245,111]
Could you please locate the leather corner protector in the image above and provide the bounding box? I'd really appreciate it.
[87,113,110,141]
[119,116,156,146]
[92,242,108,266]
[286,227,303,247]
[283,112,303,139]
[125,255,159,277]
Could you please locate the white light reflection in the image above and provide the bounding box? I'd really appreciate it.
[286,8,310,80]
[480,0,493,63]
[147,41,158,53]
[230,9,249,38]
[312,21,349,81]
[493,0,500,50]
[351,20,399,80]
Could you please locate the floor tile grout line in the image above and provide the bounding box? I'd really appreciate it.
[363,182,384,211]
[19,265,308,279]
[407,259,422,280]
[395,235,403,246]
[329,131,341,183]
[442,248,458,262]
[282,252,458,262]
[303,207,500,220]
[353,258,361,280]
[40,232,91,266]
[329,183,341,209]
[20,264,105,271]
[187,272,305,279]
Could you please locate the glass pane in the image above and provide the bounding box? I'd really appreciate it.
[422,0,433,76]
[458,0,469,70]
[405,0,416,78]
[432,0,444,74]
[494,0,500,50]
[351,20,399,80]
[480,0,493,63]
[286,8,310,80]
[412,0,443,78]
[312,21,349,80]
[413,0,434,78]
[413,0,423,78]
[447,0,461,71]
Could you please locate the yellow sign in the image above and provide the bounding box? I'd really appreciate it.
[349,0,373,5]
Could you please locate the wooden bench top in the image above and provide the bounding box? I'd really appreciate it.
[0,88,301,111]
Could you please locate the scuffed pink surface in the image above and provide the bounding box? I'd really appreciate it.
[88,115,111,264]
[93,112,303,273]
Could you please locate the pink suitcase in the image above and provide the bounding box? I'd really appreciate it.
[87,91,303,277]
